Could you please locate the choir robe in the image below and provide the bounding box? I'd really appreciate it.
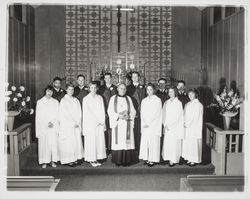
[35,97,60,164]
[126,84,146,152]
[52,87,66,102]
[58,94,84,164]
[73,86,89,106]
[177,91,190,109]
[182,99,203,163]
[97,84,117,150]
[162,97,184,163]
[139,95,162,163]
[108,95,137,165]
[82,93,107,162]
[156,89,169,106]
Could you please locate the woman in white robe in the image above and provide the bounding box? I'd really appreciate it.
[139,83,162,166]
[182,89,203,166]
[36,85,60,168]
[82,81,107,167]
[58,83,84,166]
[108,83,137,166]
[162,86,184,166]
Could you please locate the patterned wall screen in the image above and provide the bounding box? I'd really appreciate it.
[65,5,172,85]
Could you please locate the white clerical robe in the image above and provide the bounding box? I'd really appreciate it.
[108,95,136,151]
[182,98,203,163]
[36,97,60,164]
[162,97,184,163]
[139,95,162,162]
[82,93,107,162]
[58,94,84,164]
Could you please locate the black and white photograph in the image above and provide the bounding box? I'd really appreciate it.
[0,0,249,197]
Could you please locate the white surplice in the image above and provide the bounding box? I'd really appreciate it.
[139,95,162,162]
[162,97,184,163]
[182,98,203,163]
[35,96,60,164]
[58,94,84,164]
[108,95,136,151]
[82,93,107,162]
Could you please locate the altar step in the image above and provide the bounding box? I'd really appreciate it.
[21,143,215,176]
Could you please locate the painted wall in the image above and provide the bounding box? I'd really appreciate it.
[172,7,202,89]
[35,5,65,100]
[201,8,245,95]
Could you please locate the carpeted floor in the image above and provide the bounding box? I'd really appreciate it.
[20,143,215,191]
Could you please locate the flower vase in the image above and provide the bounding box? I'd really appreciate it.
[220,111,238,130]
[7,111,20,131]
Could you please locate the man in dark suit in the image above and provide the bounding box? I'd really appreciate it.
[156,78,169,106]
[97,72,117,154]
[52,76,66,102]
[126,71,146,153]
[73,74,89,106]
[177,80,190,165]
[177,80,190,108]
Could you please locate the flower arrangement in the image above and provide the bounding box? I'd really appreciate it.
[208,87,243,114]
[5,84,34,116]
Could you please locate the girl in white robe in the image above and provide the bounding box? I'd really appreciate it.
[139,83,162,166]
[35,85,60,168]
[82,81,107,167]
[108,83,137,166]
[58,84,84,166]
[162,87,184,166]
[182,89,203,166]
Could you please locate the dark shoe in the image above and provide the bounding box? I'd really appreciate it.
[115,163,121,167]
[169,163,176,167]
[144,161,149,165]
[189,162,197,167]
[179,157,186,165]
[148,162,155,167]
[68,163,76,167]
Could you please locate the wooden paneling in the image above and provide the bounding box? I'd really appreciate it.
[202,8,245,95]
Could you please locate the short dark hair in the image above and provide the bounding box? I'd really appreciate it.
[66,82,74,89]
[158,78,167,83]
[43,85,54,96]
[77,74,85,79]
[146,83,156,91]
[131,71,140,77]
[104,72,112,78]
[89,81,99,88]
[53,76,62,82]
[188,88,199,98]
[168,86,178,97]
[177,80,186,85]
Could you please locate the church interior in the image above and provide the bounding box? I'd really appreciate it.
[4,3,247,193]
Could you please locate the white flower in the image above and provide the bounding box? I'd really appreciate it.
[232,99,237,106]
[13,97,18,102]
[26,96,30,102]
[30,108,34,115]
[139,85,143,88]
[21,101,26,106]
[110,87,113,90]
[6,91,12,96]
[17,93,22,98]
[235,104,240,109]
[85,87,88,90]
[19,86,25,91]
[11,86,16,91]
[5,96,10,102]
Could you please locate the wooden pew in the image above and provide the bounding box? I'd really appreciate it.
[7,176,60,191]
[180,175,244,192]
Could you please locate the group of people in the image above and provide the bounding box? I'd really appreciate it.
[35,71,203,168]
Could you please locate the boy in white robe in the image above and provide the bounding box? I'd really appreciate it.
[182,89,203,166]
[82,81,107,167]
[36,85,60,168]
[162,87,184,166]
[58,83,84,167]
[139,83,162,166]
[108,83,137,166]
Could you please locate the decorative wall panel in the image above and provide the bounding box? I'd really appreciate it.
[65,5,172,85]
